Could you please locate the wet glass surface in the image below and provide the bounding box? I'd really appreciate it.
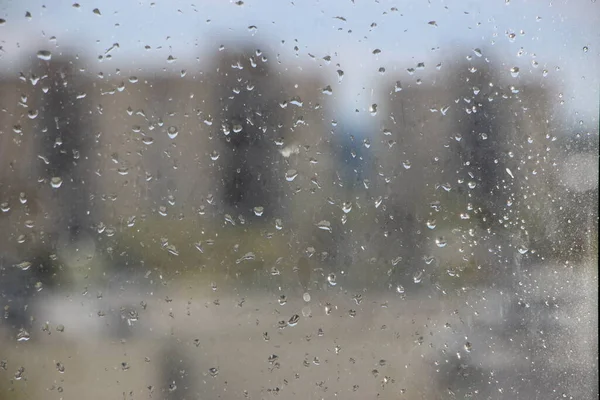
[0,1,598,399]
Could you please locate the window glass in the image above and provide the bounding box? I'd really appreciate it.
[0,1,598,399]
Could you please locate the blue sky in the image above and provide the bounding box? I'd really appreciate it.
[0,0,598,129]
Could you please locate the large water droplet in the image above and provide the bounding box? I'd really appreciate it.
[167,126,179,139]
[316,220,332,232]
[253,206,264,216]
[288,314,300,327]
[37,50,52,61]
[327,273,337,286]
[413,270,423,284]
[50,177,63,188]
[16,329,30,342]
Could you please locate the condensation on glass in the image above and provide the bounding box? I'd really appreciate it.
[0,1,598,399]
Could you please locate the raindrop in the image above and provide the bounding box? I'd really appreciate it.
[510,67,520,78]
[253,206,264,216]
[517,245,529,254]
[435,237,447,248]
[342,202,352,213]
[14,260,31,272]
[303,292,311,302]
[16,329,30,342]
[369,104,378,116]
[50,177,63,188]
[316,220,332,232]
[37,50,52,60]
[208,367,219,377]
[275,219,283,230]
[288,314,300,327]
[278,295,287,305]
[285,169,298,182]
[236,252,256,264]
[327,273,337,286]
[167,126,179,139]
[92,8,101,15]
[413,270,423,284]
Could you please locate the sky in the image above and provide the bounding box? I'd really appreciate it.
[0,0,598,129]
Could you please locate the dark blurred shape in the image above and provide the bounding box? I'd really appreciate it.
[38,56,94,239]
[210,46,284,219]
[0,253,56,335]
[450,59,507,215]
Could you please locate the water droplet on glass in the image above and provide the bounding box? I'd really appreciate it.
[278,295,287,305]
[426,219,436,229]
[14,261,32,271]
[253,206,264,216]
[37,50,52,61]
[517,245,529,254]
[275,219,283,230]
[50,177,63,188]
[435,237,447,248]
[413,271,423,284]
[510,66,520,78]
[342,201,352,213]
[369,104,378,116]
[167,126,178,139]
[56,362,65,373]
[236,252,255,264]
[93,8,101,15]
[327,273,337,286]
[208,367,219,377]
[303,292,311,302]
[288,314,300,327]
[316,220,332,232]
[16,329,30,342]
